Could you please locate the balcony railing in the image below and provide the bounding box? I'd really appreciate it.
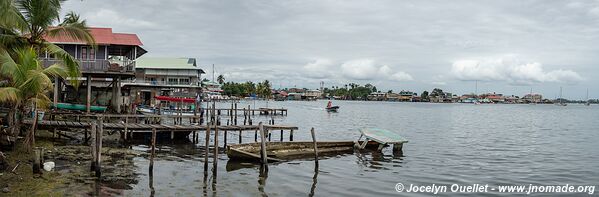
[122,79,202,87]
[40,58,135,73]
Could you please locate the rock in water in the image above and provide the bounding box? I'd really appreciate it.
[43,161,55,171]
[2,187,9,193]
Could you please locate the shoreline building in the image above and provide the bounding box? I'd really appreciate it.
[122,57,204,109]
[43,27,146,113]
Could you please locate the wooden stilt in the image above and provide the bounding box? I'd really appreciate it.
[90,123,96,172]
[238,129,242,144]
[259,122,268,166]
[311,128,319,166]
[33,148,42,174]
[290,130,294,141]
[212,118,219,175]
[95,118,103,177]
[204,122,210,172]
[223,130,227,148]
[150,128,156,172]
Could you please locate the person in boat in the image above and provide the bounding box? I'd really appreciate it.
[327,101,333,108]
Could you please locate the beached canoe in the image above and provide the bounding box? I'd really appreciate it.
[226,141,380,162]
[53,103,107,112]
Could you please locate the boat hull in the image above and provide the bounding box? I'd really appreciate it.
[226,141,380,162]
[53,103,107,112]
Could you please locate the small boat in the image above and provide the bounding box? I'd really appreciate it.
[53,102,107,112]
[326,106,339,112]
[226,141,380,162]
[136,106,198,116]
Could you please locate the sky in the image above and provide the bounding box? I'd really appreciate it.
[61,0,599,99]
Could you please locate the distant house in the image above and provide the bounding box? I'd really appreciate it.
[481,92,505,103]
[304,90,322,100]
[123,57,204,106]
[367,92,386,101]
[399,90,416,102]
[504,95,520,104]
[202,81,223,99]
[385,93,400,101]
[523,93,543,103]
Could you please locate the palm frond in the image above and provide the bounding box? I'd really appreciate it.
[0,87,20,103]
[48,11,96,47]
[43,42,80,87]
[0,49,19,79]
[42,63,67,78]
[0,27,29,49]
[0,0,29,32]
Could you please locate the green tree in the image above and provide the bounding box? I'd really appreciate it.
[1,0,95,82]
[0,47,69,150]
[421,91,429,102]
[217,74,225,84]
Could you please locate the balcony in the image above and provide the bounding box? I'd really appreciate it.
[40,58,135,76]
[121,79,202,88]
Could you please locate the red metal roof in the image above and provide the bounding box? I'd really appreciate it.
[44,27,143,46]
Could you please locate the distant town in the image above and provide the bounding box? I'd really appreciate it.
[213,81,597,104]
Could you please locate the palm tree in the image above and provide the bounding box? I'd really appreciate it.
[0,47,69,150]
[0,0,94,148]
[0,0,95,81]
[217,74,225,84]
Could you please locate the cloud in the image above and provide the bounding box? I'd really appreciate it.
[84,9,157,29]
[341,59,380,80]
[451,56,583,85]
[341,59,413,81]
[389,72,414,81]
[302,59,334,79]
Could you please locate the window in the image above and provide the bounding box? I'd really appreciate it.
[81,46,87,60]
[168,78,178,85]
[89,48,95,61]
[179,78,190,85]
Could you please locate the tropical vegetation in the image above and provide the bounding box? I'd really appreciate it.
[0,0,95,150]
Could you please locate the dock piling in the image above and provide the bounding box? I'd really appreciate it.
[259,122,268,167]
[150,128,156,172]
[311,128,319,166]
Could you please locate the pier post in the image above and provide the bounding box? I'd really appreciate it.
[280,130,283,141]
[204,121,210,173]
[234,103,237,125]
[392,143,404,156]
[90,122,96,172]
[124,117,128,141]
[150,128,156,172]
[238,129,242,144]
[33,147,42,174]
[311,128,319,166]
[213,117,219,175]
[86,76,91,113]
[95,118,103,177]
[259,122,268,166]
[290,130,294,141]
[223,130,227,148]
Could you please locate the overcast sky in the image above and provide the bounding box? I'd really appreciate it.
[62,0,599,99]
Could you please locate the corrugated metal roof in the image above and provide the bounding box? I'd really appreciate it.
[44,27,143,46]
[136,57,201,70]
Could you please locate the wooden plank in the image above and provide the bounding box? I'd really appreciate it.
[360,128,409,144]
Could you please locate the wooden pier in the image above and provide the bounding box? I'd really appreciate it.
[26,101,295,179]
[25,119,297,132]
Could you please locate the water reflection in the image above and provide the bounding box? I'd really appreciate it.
[258,164,269,196]
[148,166,155,197]
[309,163,319,197]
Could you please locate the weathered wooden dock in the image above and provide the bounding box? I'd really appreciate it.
[25,119,296,131]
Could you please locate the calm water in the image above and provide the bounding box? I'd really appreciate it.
[122,101,599,196]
